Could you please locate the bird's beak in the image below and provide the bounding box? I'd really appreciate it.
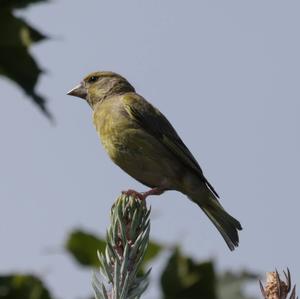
[67,82,87,99]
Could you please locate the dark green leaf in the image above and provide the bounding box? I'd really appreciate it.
[217,271,259,299]
[0,45,50,118]
[0,0,48,10]
[0,274,53,299]
[0,11,46,47]
[137,240,163,276]
[65,230,106,267]
[160,248,217,299]
[142,240,162,267]
[0,2,51,118]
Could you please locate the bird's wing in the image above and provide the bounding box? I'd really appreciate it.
[122,93,219,198]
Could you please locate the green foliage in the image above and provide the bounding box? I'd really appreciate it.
[217,271,258,299]
[65,230,106,267]
[143,241,162,266]
[1,198,254,299]
[0,0,51,118]
[63,220,257,299]
[160,248,258,299]
[0,274,53,299]
[0,0,47,9]
[0,226,257,299]
[161,248,217,299]
[65,229,163,271]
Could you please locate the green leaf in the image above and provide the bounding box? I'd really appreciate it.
[65,230,106,267]
[142,240,162,267]
[160,248,217,299]
[0,11,46,47]
[0,1,51,119]
[137,240,163,276]
[217,271,259,299]
[0,274,53,299]
[0,0,48,10]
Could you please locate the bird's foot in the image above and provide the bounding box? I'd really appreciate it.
[141,187,165,198]
[122,187,165,201]
[122,189,146,200]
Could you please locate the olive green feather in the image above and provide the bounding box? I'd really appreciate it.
[122,94,220,198]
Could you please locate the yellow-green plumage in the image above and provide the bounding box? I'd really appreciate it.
[94,93,184,190]
[67,71,242,250]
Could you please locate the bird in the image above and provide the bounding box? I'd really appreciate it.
[67,71,242,250]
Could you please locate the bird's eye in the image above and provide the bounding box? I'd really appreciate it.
[88,76,98,83]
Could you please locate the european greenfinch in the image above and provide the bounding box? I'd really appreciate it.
[67,71,242,250]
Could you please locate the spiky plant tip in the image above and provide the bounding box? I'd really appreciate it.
[93,194,151,299]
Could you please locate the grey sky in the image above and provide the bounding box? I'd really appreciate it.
[1,1,300,298]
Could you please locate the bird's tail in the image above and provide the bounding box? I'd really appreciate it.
[190,188,242,251]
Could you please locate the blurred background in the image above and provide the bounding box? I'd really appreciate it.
[1,1,299,298]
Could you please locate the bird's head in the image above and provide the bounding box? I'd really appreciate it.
[67,71,135,109]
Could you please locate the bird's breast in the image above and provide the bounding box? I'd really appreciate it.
[93,100,136,160]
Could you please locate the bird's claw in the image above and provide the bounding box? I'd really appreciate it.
[122,189,146,200]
